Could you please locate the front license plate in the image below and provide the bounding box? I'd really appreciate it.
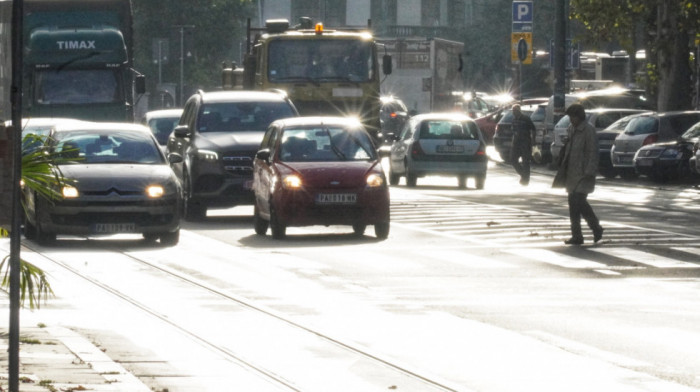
[637,159,653,167]
[92,223,137,234]
[436,145,465,153]
[315,193,357,204]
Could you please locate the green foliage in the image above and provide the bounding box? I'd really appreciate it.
[133,0,258,94]
[0,242,54,310]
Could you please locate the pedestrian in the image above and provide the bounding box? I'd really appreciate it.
[509,104,537,185]
[553,103,604,245]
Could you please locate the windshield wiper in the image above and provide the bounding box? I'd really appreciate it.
[325,129,347,160]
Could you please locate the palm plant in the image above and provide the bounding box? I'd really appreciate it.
[0,133,69,309]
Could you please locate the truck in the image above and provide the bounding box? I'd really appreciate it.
[0,0,144,122]
[236,18,391,141]
[376,37,464,114]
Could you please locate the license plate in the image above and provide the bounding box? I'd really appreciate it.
[637,159,653,167]
[620,156,633,164]
[92,223,137,234]
[315,193,357,204]
[436,145,465,153]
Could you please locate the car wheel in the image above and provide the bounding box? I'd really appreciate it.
[389,168,400,186]
[620,169,638,180]
[270,205,286,239]
[457,175,467,189]
[253,204,269,236]
[475,173,486,190]
[23,214,37,240]
[352,223,366,236]
[599,167,617,179]
[183,171,206,221]
[374,222,390,240]
[159,230,180,246]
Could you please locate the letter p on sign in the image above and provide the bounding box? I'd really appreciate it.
[512,1,533,23]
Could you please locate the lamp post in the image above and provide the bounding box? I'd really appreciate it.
[174,25,194,106]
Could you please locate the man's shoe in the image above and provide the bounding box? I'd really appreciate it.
[593,227,604,243]
[564,237,584,245]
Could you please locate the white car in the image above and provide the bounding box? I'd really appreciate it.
[389,112,488,189]
[141,108,183,149]
[550,108,649,166]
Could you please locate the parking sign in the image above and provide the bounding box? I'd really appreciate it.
[512,1,533,33]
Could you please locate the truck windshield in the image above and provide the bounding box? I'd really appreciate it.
[268,39,373,83]
[35,69,122,105]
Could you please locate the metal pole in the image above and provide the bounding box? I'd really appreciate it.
[553,0,566,115]
[9,0,24,390]
[179,27,184,106]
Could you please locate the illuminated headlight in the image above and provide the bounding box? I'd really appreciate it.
[282,175,302,189]
[19,179,25,190]
[197,149,218,162]
[62,185,79,198]
[366,173,384,187]
[146,185,165,198]
[660,148,681,159]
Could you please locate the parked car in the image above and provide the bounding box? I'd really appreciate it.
[142,108,183,148]
[691,138,700,175]
[611,111,700,179]
[252,116,390,239]
[389,112,488,189]
[22,122,182,245]
[474,107,505,145]
[550,108,649,166]
[634,120,700,181]
[167,90,298,220]
[597,113,650,178]
[493,105,536,163]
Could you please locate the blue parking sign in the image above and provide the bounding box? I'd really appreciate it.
[512,1,533,23]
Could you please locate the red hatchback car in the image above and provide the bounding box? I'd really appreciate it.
[252,117,390,239]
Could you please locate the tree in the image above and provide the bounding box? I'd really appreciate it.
[570,0,700,111]
[132,0,257,100]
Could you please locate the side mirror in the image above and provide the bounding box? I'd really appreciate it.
[135,74,146,95]
[382,54,392,75]
[255,148,271,162]
[168,152,184,164]
[173,125,191,138]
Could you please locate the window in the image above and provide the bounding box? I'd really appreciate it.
[36,69,122,105]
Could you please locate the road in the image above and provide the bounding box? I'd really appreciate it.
[3,155,700,392]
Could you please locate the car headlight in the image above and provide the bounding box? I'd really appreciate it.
[197,149,218,162]
[366,173,384,187]
[660,148,681,159]
[62,185,79,198]
[146,185,165,198]
[282,175,302,189]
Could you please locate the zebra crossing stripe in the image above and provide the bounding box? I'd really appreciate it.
[505,248,608,269]
[589,248,700,269]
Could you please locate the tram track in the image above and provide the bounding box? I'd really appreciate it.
[23,239,462,392]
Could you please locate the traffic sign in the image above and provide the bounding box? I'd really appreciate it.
[512,1,533,23]
[517,39,528,62]
[512,33,532,64]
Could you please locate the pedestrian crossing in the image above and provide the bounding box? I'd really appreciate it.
[389,197,700,275]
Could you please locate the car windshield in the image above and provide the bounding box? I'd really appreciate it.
[418,120,480,140]
[625,116,658,135]
[198,101,296,133]
[52,130,163,164]
[279,126,376,162]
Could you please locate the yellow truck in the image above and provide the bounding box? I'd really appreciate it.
[232,18,392,142]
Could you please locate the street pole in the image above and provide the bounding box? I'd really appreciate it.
[158,39,163,107]
[553,0,566,117]
[174,25,194,107]
[9,0,24,390]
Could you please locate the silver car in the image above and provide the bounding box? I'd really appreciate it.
[389,113,488,189]
[23,122,183,245]
[611,111,700,179]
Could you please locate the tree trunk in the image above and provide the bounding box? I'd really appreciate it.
[655,2,693,111]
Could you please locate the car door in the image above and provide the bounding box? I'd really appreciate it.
[254,125,280,217]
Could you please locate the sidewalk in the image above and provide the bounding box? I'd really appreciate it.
[1,324,151,392]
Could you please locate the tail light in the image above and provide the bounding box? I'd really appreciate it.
[642,134,657,145]
[410,141,425,158]
[476,142,486,156]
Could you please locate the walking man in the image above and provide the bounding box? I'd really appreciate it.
[555,103,604,245]
[509,104,537,185]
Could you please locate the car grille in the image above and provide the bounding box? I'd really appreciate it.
[222,152,255,175]
[50,212,176,226]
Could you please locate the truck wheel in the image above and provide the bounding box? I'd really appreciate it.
[352,223,366,236]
